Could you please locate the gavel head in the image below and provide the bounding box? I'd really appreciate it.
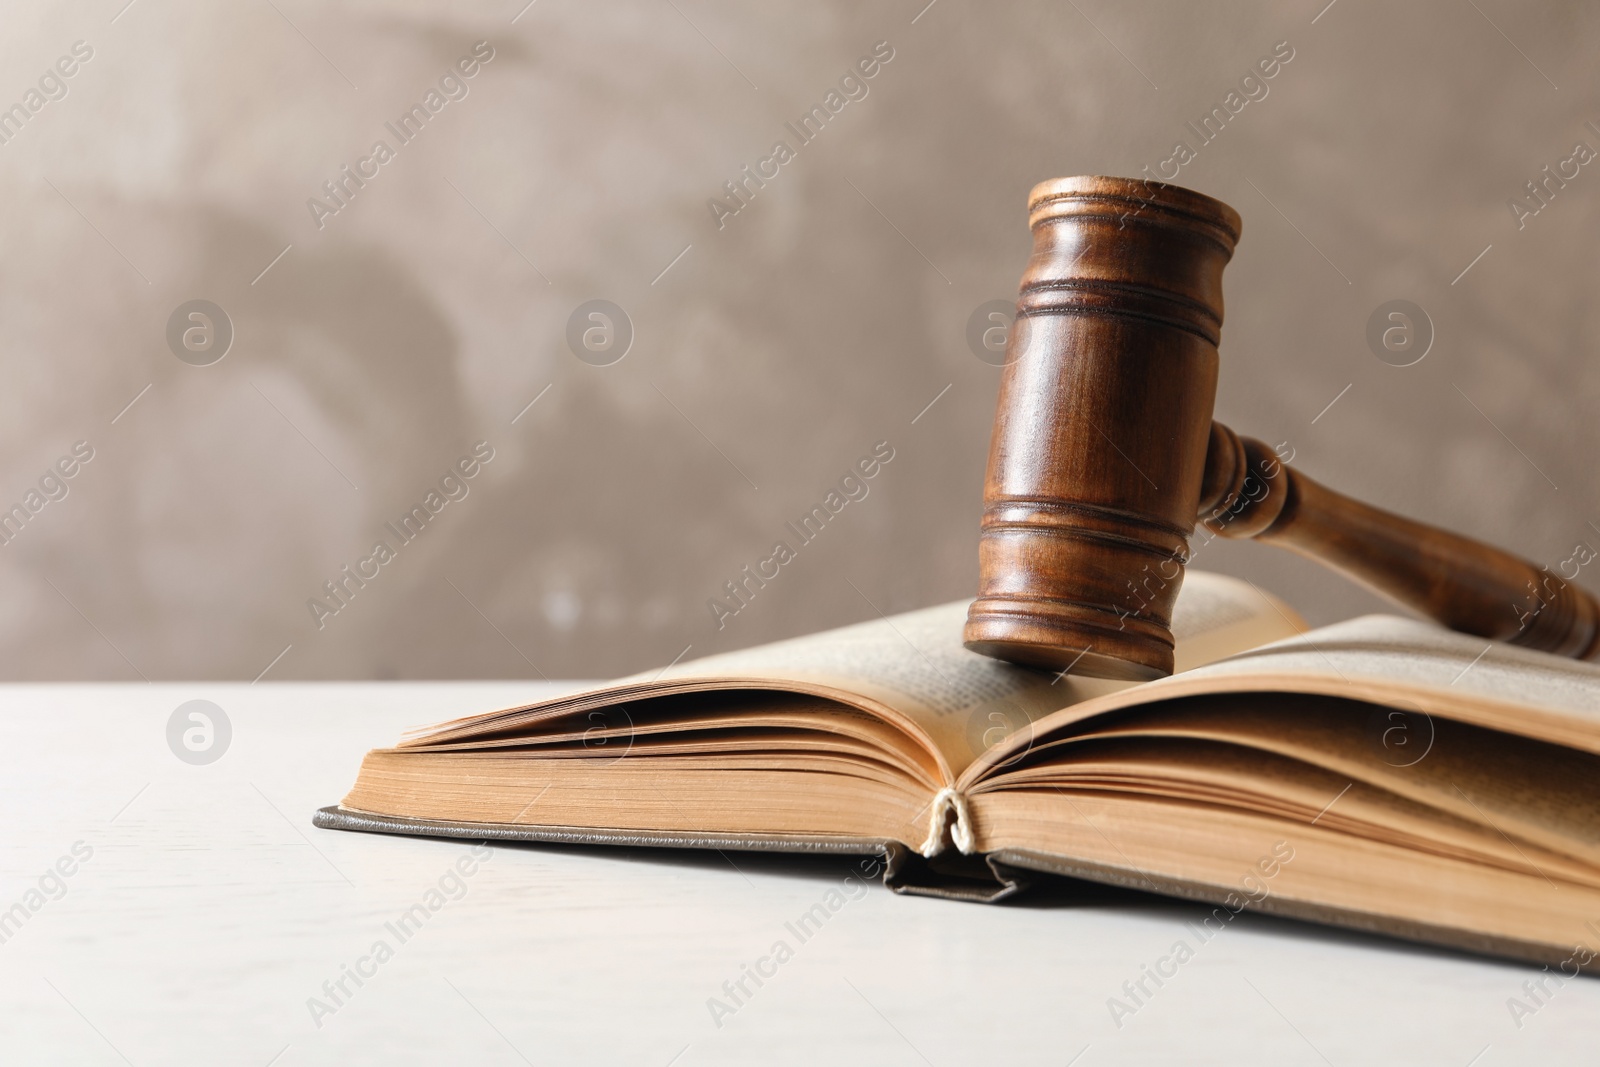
[962,176,1243,681]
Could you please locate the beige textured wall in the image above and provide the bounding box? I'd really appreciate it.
[3,1,1597,680]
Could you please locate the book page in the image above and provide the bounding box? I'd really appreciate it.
[640,571,1304,778]
[964,613,1600,787]
[1144,615,1600,752]
[1040,694,1600,869]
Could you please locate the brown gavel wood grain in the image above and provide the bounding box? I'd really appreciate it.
[962,175,1600,680]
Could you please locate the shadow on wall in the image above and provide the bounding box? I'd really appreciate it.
[6,200,473,681]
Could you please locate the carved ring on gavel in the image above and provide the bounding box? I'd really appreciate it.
[962,175,1600,681]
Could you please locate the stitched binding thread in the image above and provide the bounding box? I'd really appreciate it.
[919,788,974,857]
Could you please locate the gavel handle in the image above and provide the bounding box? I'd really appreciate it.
[1197,422,1600,661]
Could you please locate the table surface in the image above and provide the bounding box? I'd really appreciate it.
[2,682,1597,1066]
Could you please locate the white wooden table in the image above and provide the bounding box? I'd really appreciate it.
[2,683,1596,1065]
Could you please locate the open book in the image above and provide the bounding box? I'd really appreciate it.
[316,572,1600,970]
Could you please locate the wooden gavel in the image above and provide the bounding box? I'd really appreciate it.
[963,175,1600,680]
